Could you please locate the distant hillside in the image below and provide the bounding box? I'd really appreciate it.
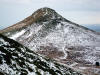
[83,24,100,32]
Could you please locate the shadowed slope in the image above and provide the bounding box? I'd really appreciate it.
[0,34,82,75]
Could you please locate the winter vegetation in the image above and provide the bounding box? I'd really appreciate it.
[0,7,100,75]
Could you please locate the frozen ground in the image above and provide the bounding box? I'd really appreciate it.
[1,7,100,75]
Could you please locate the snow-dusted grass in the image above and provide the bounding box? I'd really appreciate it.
[3,8,100,75]
[9,19,100,66]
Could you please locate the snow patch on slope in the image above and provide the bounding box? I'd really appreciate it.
[10,30,26,40]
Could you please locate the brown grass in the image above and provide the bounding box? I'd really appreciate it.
[0,8,48,34]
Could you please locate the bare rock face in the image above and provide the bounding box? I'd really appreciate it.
[0,7,100,75]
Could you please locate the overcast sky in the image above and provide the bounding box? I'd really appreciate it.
[0,0,100,29]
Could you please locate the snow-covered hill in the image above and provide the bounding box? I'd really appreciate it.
[0,34,82,75]
[0,7,100,75]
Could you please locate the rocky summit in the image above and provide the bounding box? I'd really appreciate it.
[0,7,100,75]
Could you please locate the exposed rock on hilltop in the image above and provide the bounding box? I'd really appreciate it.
[0,7,65,34]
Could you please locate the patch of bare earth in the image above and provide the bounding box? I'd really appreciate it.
[38,46,64,59]
[37,45,100,75]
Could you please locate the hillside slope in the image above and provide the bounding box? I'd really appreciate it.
[0,7,100,75]
[0,34,82,75]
